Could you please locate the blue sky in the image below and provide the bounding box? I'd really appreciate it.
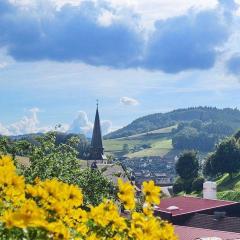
[0,0,240,136]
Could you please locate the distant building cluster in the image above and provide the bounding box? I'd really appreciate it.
[119,156,176,187]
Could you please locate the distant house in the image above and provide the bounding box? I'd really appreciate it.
[155,196,240,238]
[155,196,240,224]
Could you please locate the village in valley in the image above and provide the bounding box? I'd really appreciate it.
[1,0,240,239]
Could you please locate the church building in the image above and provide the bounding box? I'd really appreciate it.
[89,103,106,162]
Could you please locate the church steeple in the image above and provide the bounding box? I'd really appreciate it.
[89,101,105,160]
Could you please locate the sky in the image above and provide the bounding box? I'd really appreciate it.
[0,0,240,136]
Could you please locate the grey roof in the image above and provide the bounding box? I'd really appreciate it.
[97,164,129,185]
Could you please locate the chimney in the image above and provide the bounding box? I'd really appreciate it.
[203,181,217,200]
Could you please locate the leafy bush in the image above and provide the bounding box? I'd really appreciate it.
[192,176,204,192]
[203,138,240,178]
[172,177,184,194]
[0,156,177,240]
[21,132,114,206]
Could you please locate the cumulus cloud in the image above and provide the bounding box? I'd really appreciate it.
[0,108,113,136]
[0,123,10,136]
[68,111,112,136]
[142,8,230,73]
[68,111,93,136]
[8,108,52,135]
[120,97,139,106]
[0,108,51,136]
[101,120,113,134]
[0,0,237,73]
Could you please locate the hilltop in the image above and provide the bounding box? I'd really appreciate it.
[104,107,240,158]
[105,107,240,139]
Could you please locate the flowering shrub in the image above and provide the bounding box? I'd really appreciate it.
[0,156,177,239]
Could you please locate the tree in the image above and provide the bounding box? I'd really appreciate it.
[203,138,240,178]
[234,130,240,141]
[203,153,218,177]
[22,132,115,205]
[0,136,10,155]
[176,151,199,180]
[192,176,204,192]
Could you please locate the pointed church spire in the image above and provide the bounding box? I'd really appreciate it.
[89,101,104,160]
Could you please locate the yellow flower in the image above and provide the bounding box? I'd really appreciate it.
[0,155,16,172]
[117,178,135,210]
[63,184,83,207]
[0,155,178,240]
[47,221,70,240]
[2,200,47,229]
[142,180,161,205]
[86,233,99,240]
[143,203,153,216]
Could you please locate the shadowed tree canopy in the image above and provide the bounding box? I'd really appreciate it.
[203,137,240,178]
[176,151,199,180]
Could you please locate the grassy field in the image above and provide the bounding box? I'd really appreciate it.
[104,125,175,158]
[121,125,177,139]
[126,139,172,158]
[215,173,240,202]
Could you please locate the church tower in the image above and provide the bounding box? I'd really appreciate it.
[89,102,105,161]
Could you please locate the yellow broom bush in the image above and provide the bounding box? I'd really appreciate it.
[0,156,177,240]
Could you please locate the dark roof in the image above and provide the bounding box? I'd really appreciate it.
[155,196,238,216]
[175,225,240,240]
[184,213,240,233]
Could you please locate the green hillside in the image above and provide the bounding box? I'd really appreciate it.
[104,107,240,158]
[105,107,240,139]
[104,125,175,158]
[216,173,240,202]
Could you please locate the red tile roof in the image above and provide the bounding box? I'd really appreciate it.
[155,196,238,216]
[175,225,240,240]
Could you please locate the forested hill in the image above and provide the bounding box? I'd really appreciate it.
[105,107,240,139]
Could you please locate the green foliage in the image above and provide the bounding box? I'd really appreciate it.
[203,138,240,178]
[0,136,9,155]
[176,151,199,180]
[21,132,114,206]
[172,127,217,151]
[172,177,184,194]
[203,154,218,177]
[174,151,201,194]
[235,130,240,141]
[192,176,204,192]
[217,190,240,202]
[0,224,48,240]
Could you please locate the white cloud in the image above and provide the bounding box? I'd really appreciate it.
[0,123,10,136]
[68,111,93,136]
[0,108,113,137]
[12,0,218,29]
[120,96,139,106]
[101,120,113,134]
[68,111,113,136]
[106,0,218,28]
[7,108,50,135]
[0,62,8,69]
[0,108,52,136]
